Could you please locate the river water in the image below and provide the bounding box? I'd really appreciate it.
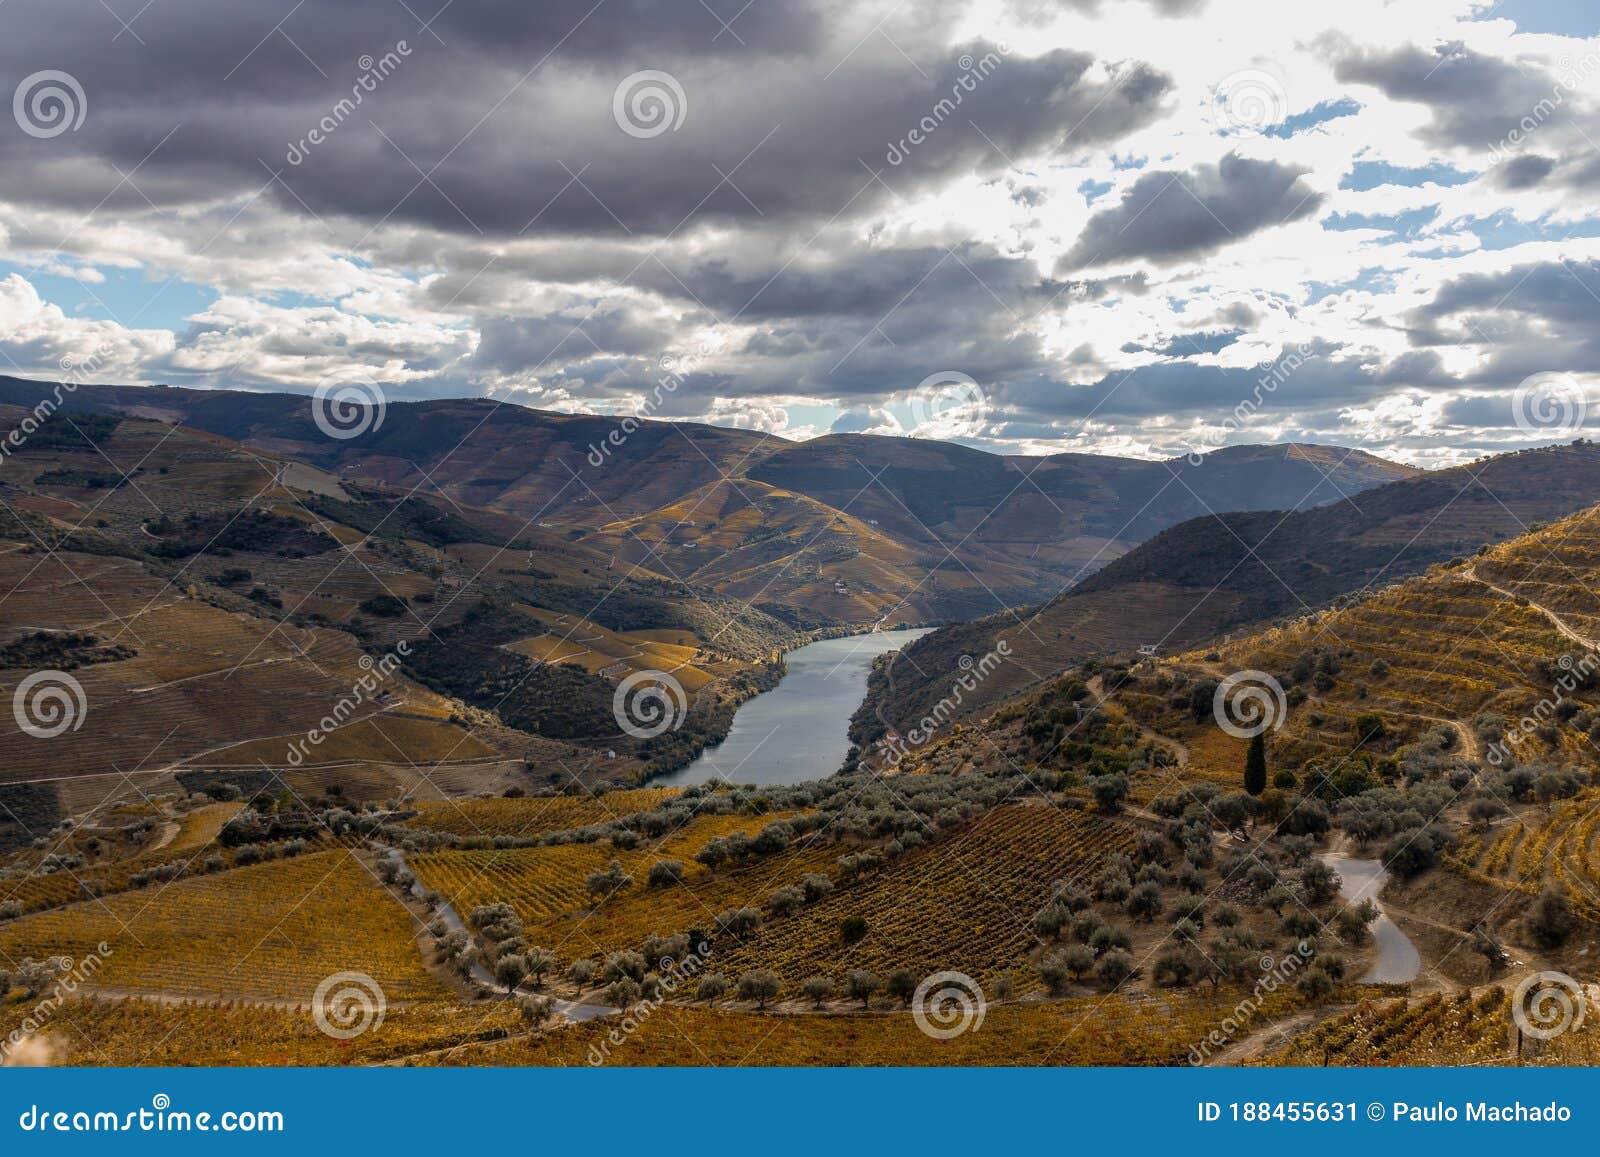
[657,628,932,787]
[1320,853,1421,983]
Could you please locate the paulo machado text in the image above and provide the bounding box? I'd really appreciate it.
[1392,1102,1572,1124]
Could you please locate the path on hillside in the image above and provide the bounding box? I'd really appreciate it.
[1088,674,1191,769]
[1410,713,1483,764]
[1464,566,1600,650]
[1206,1006,1350,1066]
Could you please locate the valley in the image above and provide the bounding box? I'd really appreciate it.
[1,378,1598,1071]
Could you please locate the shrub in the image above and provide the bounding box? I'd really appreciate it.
[1300,860,1341,905]
[715,907,762,937]
[840,914,869,944]
[1153,950,1194,987]
[1125,882,1163,922]
[768,885,804,917]
[1529,887,1578,949]
[647,860,684,887]
[886,968,918,1007]
[517,995,556,1027]
[604,977,641,1007]
[1095,948,1134,988]
[603,950,647,983]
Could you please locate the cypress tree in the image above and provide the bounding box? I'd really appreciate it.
[1244,732,1267,796]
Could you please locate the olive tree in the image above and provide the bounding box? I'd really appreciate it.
[886,968,918,1007]
[567,958,598,993]
[737,970,782,1009]
[845,969,882,1009]
[801,976,834,1008]
[696,973,731,1002]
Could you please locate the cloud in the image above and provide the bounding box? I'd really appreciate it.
[0,0,1594,468]
[1058,155,1324,270]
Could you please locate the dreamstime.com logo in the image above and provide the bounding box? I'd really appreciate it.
[13,670,87,739]
[1212,669,1287,739]
[612,670,688,739]
[911,970,985,1040]
[311,971,386,1040]
[1210,69,1287,135]
[1512,970,1587,1041]
[613,70,687,139]
[1513,371,1587,438]
[286,642,411,766]
[1187,942,1314,1064]
[13,70,86,139]
[586,944,711,1065]
[1,945,113,1065]
[1486,648,1600,766]
[312,379,387,440]
[906,371,989,439]
[877,640,1010,765]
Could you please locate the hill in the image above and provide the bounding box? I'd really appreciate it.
[856,440,1600,746]
[0,377,1413,627]
[0,403,797,848]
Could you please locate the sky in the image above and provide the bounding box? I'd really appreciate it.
[0,0,1596,467]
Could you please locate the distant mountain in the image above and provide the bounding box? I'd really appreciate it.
[0,376,1415,626]
[855,439,1600,745]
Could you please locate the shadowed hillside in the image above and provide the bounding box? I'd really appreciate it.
[857,440,1600,745]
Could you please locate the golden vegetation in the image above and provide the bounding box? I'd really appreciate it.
[0,851,447,1002]
[412,811,812,960]
[405,788,680,838]
[437,990,1303,1067]
[0,995,519,1067]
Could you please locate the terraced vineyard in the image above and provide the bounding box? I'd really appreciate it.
[1208,572,1564,767]
[0,803,256,916]
[1472,507,1600,647]
[0,851,447,1001]
[1261,990,1515,1065]
[525,846,841,963]
[719,804,1137,989]
[412,810,813,959]
[1446,795,1600,921]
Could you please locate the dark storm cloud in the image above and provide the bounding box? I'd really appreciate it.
[1331,40,1574,150]
[1414,259,1600,332]
[0,0,1170,240]
[634,241,1044,321]
[1402,260,1600,388]
[1057,154,1323,270]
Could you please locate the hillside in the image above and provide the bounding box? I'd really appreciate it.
[0,404,798,849]
[857,440,1600,745]
[0,377,1413,627]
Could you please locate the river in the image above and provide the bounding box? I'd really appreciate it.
[1320,853,1421,983]
[657,627,932,787]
